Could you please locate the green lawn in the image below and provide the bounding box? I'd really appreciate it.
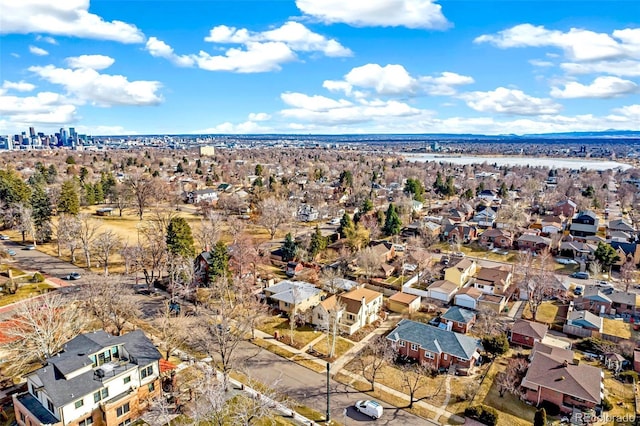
[0,282,54,307]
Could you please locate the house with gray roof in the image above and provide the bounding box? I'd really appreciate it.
[13,330,162,426]
[569,211,599,238]
[440,306,477,334]
[386,319,482,374]
[567,310,603,332]
[263,280,323,314]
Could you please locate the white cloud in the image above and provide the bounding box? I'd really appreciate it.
[248,112,271,121]
[460,87,562,115]
[420,72,475,95]
[475,24,640,62]
[324,64,473,97]
[66,54,115,70]
[145,37,195,67]
[205,21,351,57]
[551,76,638,99]
[74,125,138,135]
[194,42,296,73]
[281,92,353,111]
[29,64,162,107]
[296,0,450,30]
[560,60,640,77]
[29,45,49,56]
[10,53,20,58]
[2,80,36,92]
[529,59,554,67]
[0,0,145,43]
[611,104,640,121]
[0,91,77,125]
[35,35,57,44]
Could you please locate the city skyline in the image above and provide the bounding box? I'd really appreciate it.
[1,0,639,136]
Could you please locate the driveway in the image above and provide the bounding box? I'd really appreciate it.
[235,340,434,425]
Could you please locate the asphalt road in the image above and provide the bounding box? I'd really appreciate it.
[234,340,432,426]
[1,238,86,283]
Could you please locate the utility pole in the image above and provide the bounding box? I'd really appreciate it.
[326,362,331,423]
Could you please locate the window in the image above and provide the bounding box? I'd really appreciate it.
[443,354,448,360]
[116,403,130,417]
[19,412,25,423]
[123,376,131,384]
[46,399,54,413]
[74,399,84,409]
[79,417,93,426]
[424,352,435,359]
[148,382,155,392]
[410,343,419,351]
[118,419,131,426]
[141,365,153,379]
[398,341,405,347]
[111,346,119,359]
[93,388,109,403]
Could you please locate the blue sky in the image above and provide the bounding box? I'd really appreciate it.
[1,0,639,135]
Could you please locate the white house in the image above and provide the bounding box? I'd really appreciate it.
[454,287,484,310]
[13,330,162,426]
[473,209,496,228]
[312,287,383,335]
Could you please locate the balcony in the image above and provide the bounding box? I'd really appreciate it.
[93,361,136,382]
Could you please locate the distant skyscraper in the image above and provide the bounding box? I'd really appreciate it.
[29,127,35,137]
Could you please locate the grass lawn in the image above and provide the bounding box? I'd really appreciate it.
[604,374,635,423]
[602,318,632,340]
[252,337,297,359]
[311,336,354,359]
[522,301,560,325]
[257,316,322,349]
[0,282,54,306]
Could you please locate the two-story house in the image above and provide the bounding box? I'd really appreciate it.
[472,209,496,228]
[521,344,603,413]
[14,330,162,426]
[473,265,513,295]
[186,189,218,205]
[444,258,477,288]
[386,320,482,374]
[478,229,513,249]
[517,234,552,253]
[569,211,600,238]
[440,306,476,334]
[553,200,577,218]
[312,287,383,335]
[509,319,548,348]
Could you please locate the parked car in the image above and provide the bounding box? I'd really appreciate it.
[0,234,9,240]
[24,244,36,250]
[556,257,578,265]
[328,218,341,225]
[570,272,590,280]
[574,286,583,296]
[64,272,82,280]
[354,400,383,419]
[5,249,16,256]
[452,251,465,258]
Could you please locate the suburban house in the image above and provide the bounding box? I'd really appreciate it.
[13,330,162,426]
[427,280,459,303]
[540,215,565,235]
[472,209,496,228]
[311,287,383,335]
[517,234,552,253]
[264,280,323,314]
[285,262,304,277]
[559,241,596,260]
[387,319,482,374]
[444,258,477,287]
[473,265,513,295]
[566,310,603,333]
[608,218,636,235]
[479,229,513,249]
[454,287,484,310]
[521,344,603,413]
[477,189,499,202]
[387,292,421,314]
[509,319,548,348]
[610,241,640,266]
[569,211,600,238]
[368,241,396,263]
[297,204,319,222]
[193,251,213,287]
[478,293,507,313]
[186,189,218,204]
[553,200,578,218]
[445,224,478,244]
[577,287,640,316]
[440,306,476,334]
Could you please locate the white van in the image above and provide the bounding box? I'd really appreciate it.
[354,400,383,419]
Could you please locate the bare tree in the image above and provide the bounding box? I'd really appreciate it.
[257,197,293,240]
[357,246,381,280]
[474,307,502,336]
[323,297,345,359]
[139,217,168,288]
[399,363,438,408]
[112,182,130,217]
[153,303,196,360]
[125,172,159,220]
[357,335,393,391]
[496,357,528,398]
[58,214,82,263]
[588,260,602,279]
[195,210,222,252]
[80,276,141,335]
[77,213,102,268]
[288,286,302,347]
[621,259,636,292]
[15,203,34,244]
[92,229,122,275]
[320,267,344,294]
[187,365,229,426]
[2,293,88,375]
[120,241,143,276]
[516,251,550,322]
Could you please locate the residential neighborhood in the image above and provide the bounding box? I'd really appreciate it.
[0,142,640,426]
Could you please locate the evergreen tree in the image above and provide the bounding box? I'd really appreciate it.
[361,198,374,214]
[534,408,546,426]
[308,225,327,259]
[30,184,52,242]
[498,182,509,198]
[481,334,510,359]
[281,233,297,262]
[383,203,402,236]
[404,178,425,202]
[594,242,620,276]
[84,183,96,206]
[94,182,105,204]
[433,171,444,193]
[0,168,31,206]
[65,155,76,165]
[207,241,230,283]
[462,188,474,200]
[46,164,58,184]
[339,170,353,188]
[58,180,80,215]
[79,167,89,183]
[255,164,263,176]
[100,172,117,200]
[338,212,354,238]
[445,176,456,196]
[166,217,195,258]
[176,162,184,173]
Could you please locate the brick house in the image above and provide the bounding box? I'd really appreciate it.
[521,344,603,413]
[479,229,513,249]
[446,224,478,244]
[386,320,482,374]
[577,287,639,316]
[509,319,548,348]
[440,306,476,334]
[553,200,577,218]
[516,234,551,253]
[368,241,396,263]
[13,330,162,426]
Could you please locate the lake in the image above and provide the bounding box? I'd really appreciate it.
[403,153,633,171]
